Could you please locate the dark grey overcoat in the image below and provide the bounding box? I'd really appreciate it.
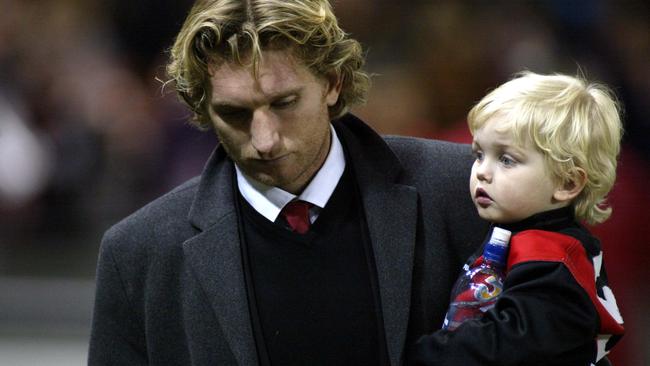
[88,114,487,365]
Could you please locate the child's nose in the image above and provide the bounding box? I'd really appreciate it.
[475,161,492,183]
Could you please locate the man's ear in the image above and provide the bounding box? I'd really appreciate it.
[325,72,343,107]
[553,168,587,203]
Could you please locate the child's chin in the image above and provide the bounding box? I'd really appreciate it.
[476,208,494,220]
[477,211,509,224]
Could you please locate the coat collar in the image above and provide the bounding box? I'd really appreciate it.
[184,114,418,366]
[334,114,418,366]
[187,146,236,230]
[184,146,260,366]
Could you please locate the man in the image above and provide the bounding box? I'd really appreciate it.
[88,0,485,365]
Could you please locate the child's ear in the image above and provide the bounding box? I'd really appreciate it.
[553,168,587,203]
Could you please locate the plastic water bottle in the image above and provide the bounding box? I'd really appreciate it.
[442,227,512,331]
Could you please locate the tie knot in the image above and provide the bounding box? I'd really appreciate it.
[280,200,313,234]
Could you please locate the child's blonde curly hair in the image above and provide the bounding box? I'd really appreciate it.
[468,71,623,224]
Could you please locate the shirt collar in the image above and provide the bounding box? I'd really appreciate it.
[499,206,577,234]
[235,124,346,222]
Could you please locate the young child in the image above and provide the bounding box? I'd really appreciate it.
[409,71,625,366]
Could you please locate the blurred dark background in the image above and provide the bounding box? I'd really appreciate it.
[0,0,647,364]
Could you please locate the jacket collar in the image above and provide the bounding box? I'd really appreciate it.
[187,146,237,230]
[334,114,418,366]
[500,206,577,234]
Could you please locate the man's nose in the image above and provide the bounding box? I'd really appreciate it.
[250,110,280,157]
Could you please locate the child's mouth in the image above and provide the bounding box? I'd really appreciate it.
[475,188,493,207]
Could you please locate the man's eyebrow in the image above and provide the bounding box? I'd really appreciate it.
[210,102,247,111]
[267,87,303,99]
[210,87,303,108]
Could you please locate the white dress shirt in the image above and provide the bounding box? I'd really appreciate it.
[235,125,345,224]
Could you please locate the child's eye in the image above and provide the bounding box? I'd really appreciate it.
[473,150,484,161]
[499,155,516,166]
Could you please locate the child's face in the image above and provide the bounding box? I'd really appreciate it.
[469,116,567,223]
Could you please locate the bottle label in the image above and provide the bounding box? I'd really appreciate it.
[483,243,508,264]
[474,274,503,301]
[442,227,510,331]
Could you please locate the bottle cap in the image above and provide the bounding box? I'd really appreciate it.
[490,227,511,247]
[483,227,512,265]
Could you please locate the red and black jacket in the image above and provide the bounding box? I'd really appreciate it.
[408,206,624,366]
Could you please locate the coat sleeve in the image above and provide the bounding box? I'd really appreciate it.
[407,260,599,366]
[88,232,148,365]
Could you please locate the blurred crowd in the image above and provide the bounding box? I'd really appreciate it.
[0,0,214,275]
[0,0,647,364]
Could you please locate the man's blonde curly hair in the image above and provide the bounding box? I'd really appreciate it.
[468,71,623,225]
[166,0,370,130]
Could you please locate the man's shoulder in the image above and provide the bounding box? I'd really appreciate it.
[102,176,201,248]
[384,135,471,157]
[382,135,474,176]
[335,114,472,171]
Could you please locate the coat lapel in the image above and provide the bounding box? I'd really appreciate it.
[335,116,418,366]
[362,180,418,366]
[182,148,258,366]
